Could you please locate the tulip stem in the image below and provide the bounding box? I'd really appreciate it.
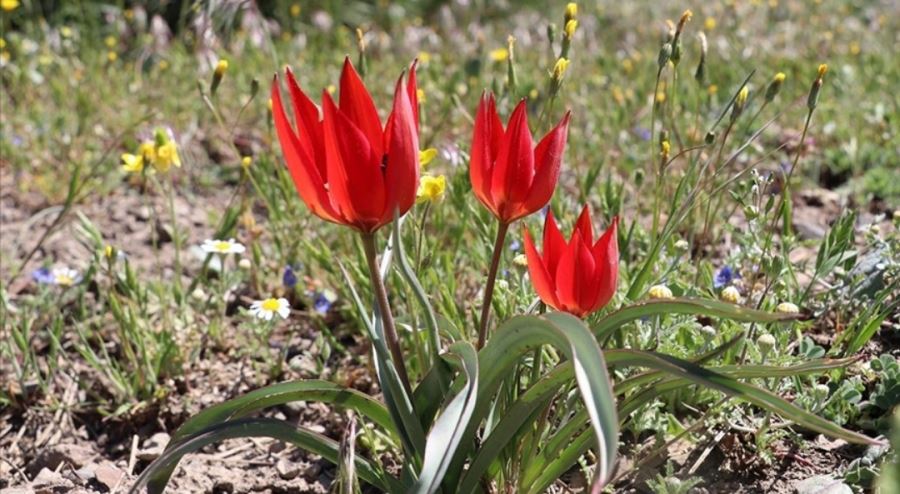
[477,221,510,350]
[361,232,413,395]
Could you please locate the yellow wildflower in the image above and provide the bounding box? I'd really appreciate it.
[1,0,20,11]
[417,51,432,64]
[241,156,253,168]
[416,88,426,103]
[107,51,117,62]
[326,84,336,95]
[817,63,828,79]
[214,59,228,77]
[416,175,446,204]
[565,3,577,21]
[489,48,509,62]
[419,148,438,167]
[708,84,718,95]
[121,153,144,173]
[104,35,117,48]
[153,141,181,173]
[704,16,716,30]
[290,3,301,17]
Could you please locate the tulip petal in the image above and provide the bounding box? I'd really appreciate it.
[470,93,502,215]
[542,210,567,276]
[285,68,326,178]
[407,60,419,131]
[523,227,560,310]
[555,229,594,317]
[322,91,385,228]
[271,76,342,223]
[520,111,569,219]
[339,57,384,158]
[590,217,620,312]
[381,75,420,228]
[491,99,534,220]
[573,203,593,245]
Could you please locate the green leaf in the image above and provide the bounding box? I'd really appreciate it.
[169,380,395,444]
[412,341,479,494]
[133,418,403,494]
[445,313,618,490]
[458,362,574,493]
[609,350,879,444]
[594,298,801,341]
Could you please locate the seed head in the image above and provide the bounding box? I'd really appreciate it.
[648,285,674,300]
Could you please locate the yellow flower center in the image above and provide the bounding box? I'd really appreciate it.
[214,241,232,252]
[261,298,280,311]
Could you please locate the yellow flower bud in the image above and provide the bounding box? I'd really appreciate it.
[564,19,578,39]
[736,86,749,106]
[817,63,828,79]
[215,59,229,77]
[648,285,674,300]
[565,2,577,21]
[773,72,786,83]
[660,140,670,161]
[704,16,716,31]
[720,286,741,304]
[677,9,692,33]
[552,57,570,80]
[104,35,117,48]
[776,302,799,314]
[290,3,301,17]
[241,156,252,168]
[490,48,509,62]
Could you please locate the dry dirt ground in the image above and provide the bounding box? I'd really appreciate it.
[0,166,893,493]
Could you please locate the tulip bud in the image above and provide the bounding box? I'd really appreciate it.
[648,285,674,300]
[807,63,827,110]
[211,59,228,95]
[720,286,741,304]
[776,302,799,314]
[765,72,786,102]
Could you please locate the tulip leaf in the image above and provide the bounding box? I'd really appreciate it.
[593,298,802,341]
[412,341,479,494]
[524,351,878,493]
[134,418,403,494]
[168,379,395,444]
[444,313,618,490]
[339,261,427,465]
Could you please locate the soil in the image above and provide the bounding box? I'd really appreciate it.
[1,164,896,493]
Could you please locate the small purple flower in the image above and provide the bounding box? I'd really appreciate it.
[508,240,521,252]
[714,266,740,289]
[633,127,652,141]
[32,267,56,284]
[282,265,298,289]
[312,289,337,315]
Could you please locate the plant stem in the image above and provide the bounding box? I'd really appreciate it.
[360,232,412,394]
[477,221,510,349]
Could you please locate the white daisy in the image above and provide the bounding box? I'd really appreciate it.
[52,267,81,287]
[201,238,246,255]
[249,297,291,321]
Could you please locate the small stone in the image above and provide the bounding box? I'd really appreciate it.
[31,468,73,492]
[94,462,125,490]
[794,475,852,494]
[74,466,96,482]
[137,432,170,461]
[276,458,300,480]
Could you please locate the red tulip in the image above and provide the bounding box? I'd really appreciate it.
[470,93,570,224]
[271,58,420,233]
[523,206,619,318]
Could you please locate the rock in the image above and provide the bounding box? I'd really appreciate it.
[94,462,125,490]
[0,487,36,494]
[794,475,853,494]
[276,458,300,480]
[31,468,73,493]
[26,444,95,475]
[73,466,95,482]
[137,432,170,461]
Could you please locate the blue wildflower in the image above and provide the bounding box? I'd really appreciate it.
[32,267,56,284]
[313,289,337,315]
[633,127,652,141]
[714,266,740,289]
[282,265,298,289]
[508,240,521,252]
